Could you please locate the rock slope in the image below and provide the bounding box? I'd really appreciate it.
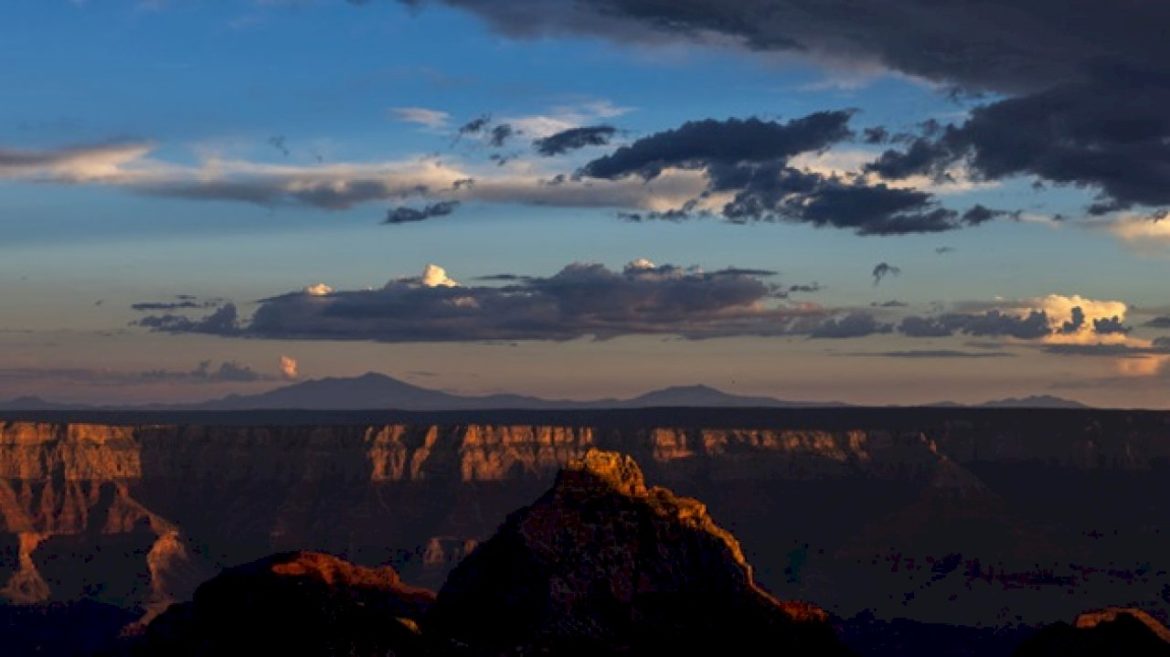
[132,551,435,657]
[1012,607,1170,656]
[429,449,850,656]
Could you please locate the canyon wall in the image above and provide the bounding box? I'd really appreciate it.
[2,413,1169,626]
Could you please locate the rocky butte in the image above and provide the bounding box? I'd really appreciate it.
[128,449,851,656]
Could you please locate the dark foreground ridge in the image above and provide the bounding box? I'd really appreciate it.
[129,552,434,656]
[1013,607,1170,656]
[124,450,851,656]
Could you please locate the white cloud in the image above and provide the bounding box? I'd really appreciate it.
[0,141,709,214]
[303,283,334,296]
[1105,213,1170,252]
[419,263,460,288]
[1028,294,1130,346]
[279,355,299,380]
[788,148,998,196]
[503,99,634,139]
[390,106,451,129]
[0,142,154,183]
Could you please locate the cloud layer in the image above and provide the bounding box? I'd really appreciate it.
[404,0,1170,225]
[139,259,834,342]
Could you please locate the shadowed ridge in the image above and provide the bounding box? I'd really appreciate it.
[131,551,434,656]
[1013,607,1170,656]
[1075,607,1170,643]
[427,448,850,655]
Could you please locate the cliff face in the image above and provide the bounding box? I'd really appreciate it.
[2,416,1170,628]
[0,421,951,607]
[133,451,850,657]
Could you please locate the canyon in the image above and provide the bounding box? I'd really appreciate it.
[2,407,1170,653]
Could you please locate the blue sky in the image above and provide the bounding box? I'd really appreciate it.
[2,1,1169,407]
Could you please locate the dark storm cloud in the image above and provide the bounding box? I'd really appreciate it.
[898,311,1052,340]
[808,312,892,339]
[581,113,853,180]
[405,0,1170,218]
[948,310,1051,339]
[717,167,978,236]
[785,283,821,294]
[867,76,1170,213]
[131,301,208,311]
[136,303,241,335]
[384,200,461,224]
[871,262,900,286]
[616,201,703,223]
[897,315,955,338]
[130,295,221,312]
[1060,307,1086,334]
[457,114,491,137]
[474,273,532,282]
[402,1,1170,93]
[533,125,617,156]
[861,127,889,145]
[961,205,1013,226]
[140,262,825,342]
[577,113,993,235]
[1092,316,1131,335]
[1145,316,1170,329]
[488,124,515,148]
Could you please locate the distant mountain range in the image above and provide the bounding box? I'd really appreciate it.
[175,374,842,411]
[0,373,1091,411]
[926,394,1090,410]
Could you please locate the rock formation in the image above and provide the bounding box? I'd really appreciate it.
[429,449,851,656]
[4,410,1170,641]
[127,450,850,656]
[1012,607,1170,656]
[132,551,435,657]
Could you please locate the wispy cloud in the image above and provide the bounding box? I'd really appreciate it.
[391,106,451,129]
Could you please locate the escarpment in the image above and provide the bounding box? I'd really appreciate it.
[4,411,1170,637]
[0,420,961,607]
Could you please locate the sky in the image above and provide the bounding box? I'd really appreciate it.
[3,0,1170,407]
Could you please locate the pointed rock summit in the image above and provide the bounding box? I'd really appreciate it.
[429,448,849,655]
